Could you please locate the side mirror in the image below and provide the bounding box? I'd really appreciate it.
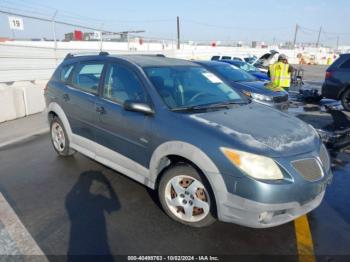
[123,100,154,115]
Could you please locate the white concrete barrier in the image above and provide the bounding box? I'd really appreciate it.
[0,82,46,123]
[12,82,46,116]
[33,80,49,90]
[0,84,25,123]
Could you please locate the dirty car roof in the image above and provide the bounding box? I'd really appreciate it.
[115,55,200,68]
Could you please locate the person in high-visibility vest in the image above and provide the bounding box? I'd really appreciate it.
[267,54,293,91]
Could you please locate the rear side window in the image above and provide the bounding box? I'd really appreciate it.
[72,62,104,94]
[339,58,350,69]
[221,56,231,60]
[211,56,220,61]
[59,64,74,82]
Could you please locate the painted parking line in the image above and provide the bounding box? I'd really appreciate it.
[0,193,48,260]
[294,215,316,262]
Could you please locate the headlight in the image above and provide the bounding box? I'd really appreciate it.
[251,93,273,102]
[319,143,330,172]
[220,147,283,180]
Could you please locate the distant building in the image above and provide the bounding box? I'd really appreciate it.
[64,30,83,41]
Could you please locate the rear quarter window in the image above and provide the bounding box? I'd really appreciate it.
[59,64,74,82]
[339,57,350,69]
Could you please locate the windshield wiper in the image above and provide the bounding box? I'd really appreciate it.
[171,100,247,112]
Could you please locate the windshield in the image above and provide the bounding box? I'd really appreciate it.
[237,62,259,72]
[144,66,245,110]
[211,64,257,82]
[244,56,257,64]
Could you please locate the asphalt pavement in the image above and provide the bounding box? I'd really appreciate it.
[0,133,350,261]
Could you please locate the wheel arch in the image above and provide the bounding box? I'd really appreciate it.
[338,84,350,100]
[149,141,227,215]
[47,102,73,141]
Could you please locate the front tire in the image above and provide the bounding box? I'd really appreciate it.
[158,164,216,227]
[341,88,350,112]
[50,117,75,156]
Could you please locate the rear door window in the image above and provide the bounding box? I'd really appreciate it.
[72,62,104,94]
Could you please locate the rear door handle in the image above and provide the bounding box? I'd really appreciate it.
[96,106,106,114]
[62,93,70,101]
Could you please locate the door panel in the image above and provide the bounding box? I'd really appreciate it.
[94,63,153,168]
[63,88,98,141]
[94,99,152,168]
[61,62,104,142]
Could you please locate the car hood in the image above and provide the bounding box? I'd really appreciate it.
[250,71,270,81]
[253,51,279,67]
[187,103,319,158]
[231,81,286,97]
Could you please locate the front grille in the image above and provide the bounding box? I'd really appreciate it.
[319,144,330,171]
[273,94,288,103]
[292,158,323,181]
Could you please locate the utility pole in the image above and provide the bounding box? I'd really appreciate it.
[52,10,58,50]
[99,23,104,52]
[316,26,322,48]
[176,16,180,50]
[293,24,299,48]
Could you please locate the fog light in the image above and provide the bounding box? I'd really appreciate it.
[258,211,273,223]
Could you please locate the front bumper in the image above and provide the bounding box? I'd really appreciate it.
[218,189,325,228]
[205,149,333,228]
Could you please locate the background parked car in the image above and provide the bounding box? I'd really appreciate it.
[194,60,289,111]
[211,55,244,61]
[248,50,279,73]
[219,59,270,81]
[322,53,350,111]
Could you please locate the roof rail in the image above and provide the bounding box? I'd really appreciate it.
[64,51,110,60]
[139,54,166,57]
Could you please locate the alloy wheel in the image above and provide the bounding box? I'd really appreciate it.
[51,122,66,152]
[164,175,210,222]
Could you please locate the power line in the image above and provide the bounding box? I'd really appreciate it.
[182,19,289,31]
[0,8,177,41]
[2,0,174,24]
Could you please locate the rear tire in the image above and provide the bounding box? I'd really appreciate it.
[341,88,350,112]
[50,117,75,156]
[158,164,216,227]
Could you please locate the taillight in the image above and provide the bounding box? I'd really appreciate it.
[325,71,332,79]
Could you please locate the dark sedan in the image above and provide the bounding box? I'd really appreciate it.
[322,53,350,111]
[194,61,289,111]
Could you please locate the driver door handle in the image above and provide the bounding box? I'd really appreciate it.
[96,106,106,114]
